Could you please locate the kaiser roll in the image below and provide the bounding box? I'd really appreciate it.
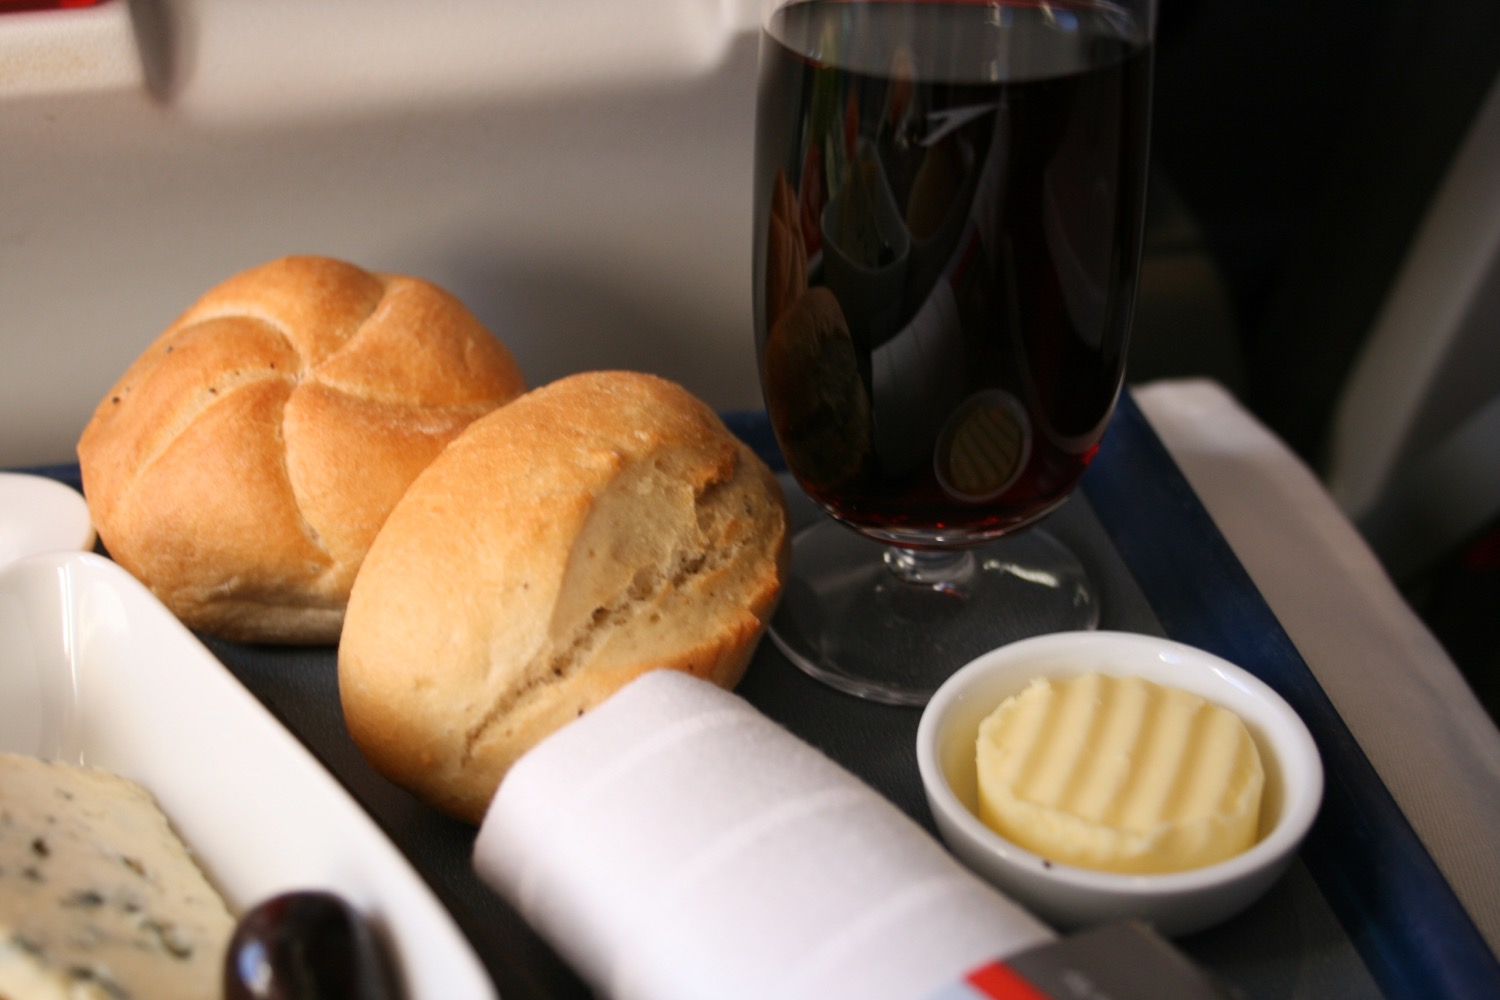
[77,255,526,644]
[338,370,790,823]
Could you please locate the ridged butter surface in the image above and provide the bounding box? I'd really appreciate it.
[975,673,1265,874]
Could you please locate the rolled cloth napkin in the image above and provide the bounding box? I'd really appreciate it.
[474,669,1054,1000]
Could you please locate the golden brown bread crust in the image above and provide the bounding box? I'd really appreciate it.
[76,255,526,644]
[337,371,790,824]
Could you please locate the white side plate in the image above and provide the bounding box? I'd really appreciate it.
[0,550,498,1000]
[0,472,95,568]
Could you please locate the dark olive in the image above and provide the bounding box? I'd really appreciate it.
[224,890,398,1000]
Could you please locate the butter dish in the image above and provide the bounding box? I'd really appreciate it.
[916,630,1323,936]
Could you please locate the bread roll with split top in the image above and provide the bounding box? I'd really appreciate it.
[76,255,526,644]
[337,370,790,824]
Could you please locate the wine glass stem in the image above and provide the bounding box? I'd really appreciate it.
[882,545,976,593]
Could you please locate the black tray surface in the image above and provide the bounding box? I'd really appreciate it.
[21,390,1499,999]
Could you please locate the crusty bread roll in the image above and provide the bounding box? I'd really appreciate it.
[338,371,790,823]
[77,255,526,644]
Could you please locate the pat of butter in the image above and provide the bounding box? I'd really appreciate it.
[975,673,1265,875]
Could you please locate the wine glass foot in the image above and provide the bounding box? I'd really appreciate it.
[769,518,1098,706]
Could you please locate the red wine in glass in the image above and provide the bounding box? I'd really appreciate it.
[752,0,1154,703]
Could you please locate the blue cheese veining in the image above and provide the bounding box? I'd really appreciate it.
[0,752,234,1000]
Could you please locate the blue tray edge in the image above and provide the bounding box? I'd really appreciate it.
[1085,391,1500,1000]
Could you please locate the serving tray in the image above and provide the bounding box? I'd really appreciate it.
[19,390,1500,1000]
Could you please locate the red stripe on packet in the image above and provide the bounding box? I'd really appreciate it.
[965,960,1053,1000]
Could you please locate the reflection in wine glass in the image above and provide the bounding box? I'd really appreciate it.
[753,0,1154,704]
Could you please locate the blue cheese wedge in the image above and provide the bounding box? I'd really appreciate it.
[0,752,234,1000]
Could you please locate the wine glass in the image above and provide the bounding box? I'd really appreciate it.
[752,0,1155,705]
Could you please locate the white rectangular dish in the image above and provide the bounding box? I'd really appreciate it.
[0,550,498,1000]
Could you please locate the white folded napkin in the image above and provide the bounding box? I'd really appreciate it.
[474,670,1053,1000]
